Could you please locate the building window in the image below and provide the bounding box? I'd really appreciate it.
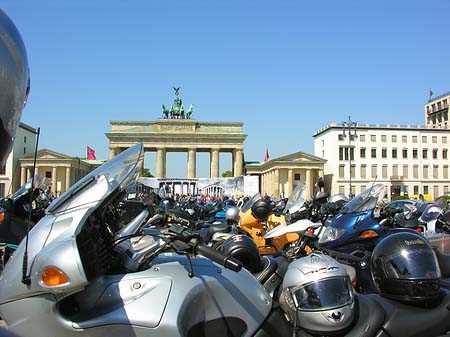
[371,165,377,179]
[433,165,439,179]
[339,147,344,160]
[382,165,388,179]
[350,165,355,178]
[413,165,418,179]
[403,165,408,178]
[412,136,418,143]
[360,148,366,158]
[360,165,366,178]
[360,185,366,193]
[402,149,408,158]
[413,149,418,159]
[423,165,429,179]
[392,164,398,177]
[444,166,449,179]
[422,149,428,159]
[433,149,438,159]
[382,148,387,158]
[414,185,419,195]
[443,136,448,144]
[294,173,301,181]
[381,135,387,142]
[392,149,398,159]
[443,149,448,159]
[402,135,407,143]
[0,164,5,175]
[424,186,429,194]
[350,148,354,161]
[371,148,377,158]
[23,147,26,154]
[444,185,449,194]
[339,165,345,178]
[422,136,427,143]
[45,171,52,179]
[371,135,376,142]
[432,136,437,143]
[339,185,345,194]
[392,135,397,142]
[338,134,344,141]
[24,136,26,143]
[434,186,439,198]
[360,135,365,142]
[0,183,5,198]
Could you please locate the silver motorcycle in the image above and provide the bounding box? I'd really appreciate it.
[0,143,280,337]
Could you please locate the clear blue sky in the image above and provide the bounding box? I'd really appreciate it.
[2,0,450,177]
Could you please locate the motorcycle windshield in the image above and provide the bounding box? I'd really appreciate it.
[10,175,46,200]
[47,143,144,214]
[241,192,262,213]
[340,184,386,214]
[284,182,306,215]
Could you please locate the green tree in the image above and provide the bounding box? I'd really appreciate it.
[221,170,233,177]
[142,168,154,177]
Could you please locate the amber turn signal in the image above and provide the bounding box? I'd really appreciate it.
[41,267,69,286]
[360,230,378,239]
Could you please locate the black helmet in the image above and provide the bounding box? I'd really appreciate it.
[0,9,30,167]
[251,198,272,222]
[371,231,441,307]
[221,235,261,273]
[160,197,176,210]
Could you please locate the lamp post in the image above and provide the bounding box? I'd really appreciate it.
[342,116,357,198]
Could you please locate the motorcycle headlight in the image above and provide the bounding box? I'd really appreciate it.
[318,226,346,244]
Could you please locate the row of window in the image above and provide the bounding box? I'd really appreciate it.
[339,147,448,160]
[427,99,449,113]
[338,184,448,197]
[338,164,449,180]
[338,134,448,144]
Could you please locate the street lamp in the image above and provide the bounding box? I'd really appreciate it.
[342,116,357,198]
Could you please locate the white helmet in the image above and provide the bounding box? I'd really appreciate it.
[278,252,355,335]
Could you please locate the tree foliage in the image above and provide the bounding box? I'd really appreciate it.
[221,170,233,177]
[142,168,154,177]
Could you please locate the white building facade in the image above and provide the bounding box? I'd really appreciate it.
[0,122,37,197]
[314,123,450,200]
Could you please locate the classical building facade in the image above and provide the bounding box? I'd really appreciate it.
[425,91,450,129]
[314,123,450,199]
[19,149,100,195]
[245,152,325,200]
[0,123,37,197]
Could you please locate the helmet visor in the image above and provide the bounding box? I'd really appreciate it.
[379,248,441,280]
[289,276,353,311]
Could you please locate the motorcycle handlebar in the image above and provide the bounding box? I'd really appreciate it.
[195,243,242,272]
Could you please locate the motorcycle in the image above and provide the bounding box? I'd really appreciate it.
[0,176,51,265]
[0,143,292,337]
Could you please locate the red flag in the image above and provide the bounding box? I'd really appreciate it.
[87,146,96,160]
[264,148,269,162]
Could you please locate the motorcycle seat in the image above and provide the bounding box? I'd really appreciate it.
[367,290,450,337]
[200,223,231,243]
[254,255,278,284]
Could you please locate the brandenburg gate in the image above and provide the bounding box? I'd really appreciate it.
[105,88,247,178]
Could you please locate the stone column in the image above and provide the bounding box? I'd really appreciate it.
[156,147,166,178]
[21,167,27,186]
[288,169,294,197]
[109,147,117,160]
[52,167,57,193]
[306,169,312,200]
[187,148,196,178]
[274,169,280,198]
[233,148,243,177]
[26,168,31,182]
[210,148,220,178]
[65,167,71,192]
